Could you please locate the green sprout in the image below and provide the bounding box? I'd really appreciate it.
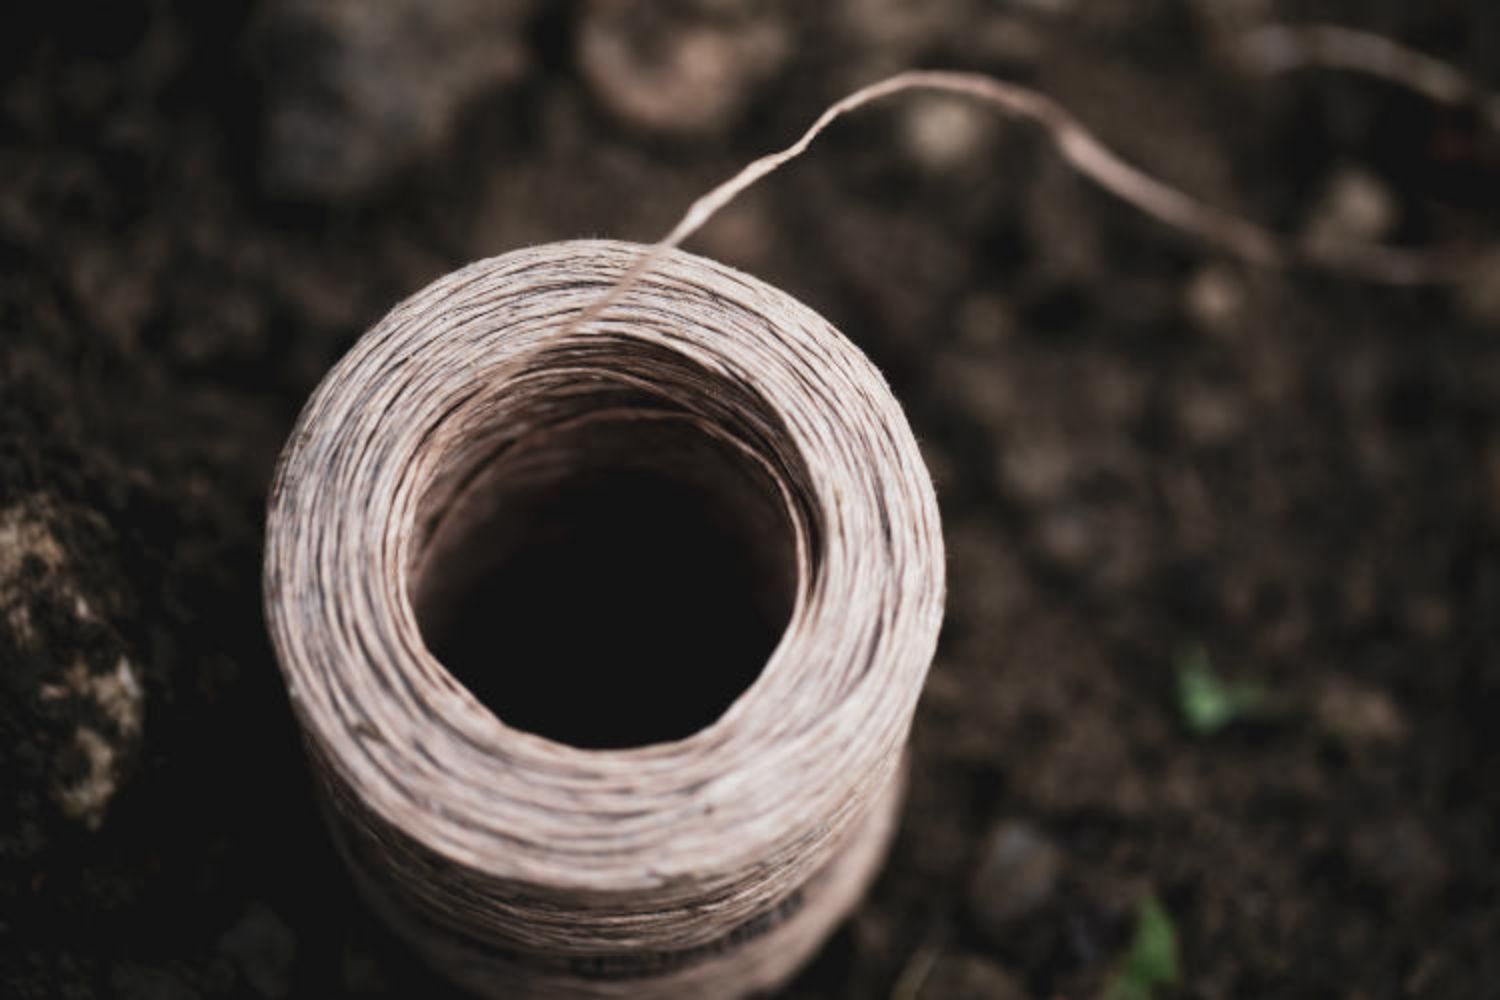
[1105,896,1180,1000]
[1174,644,1265,735]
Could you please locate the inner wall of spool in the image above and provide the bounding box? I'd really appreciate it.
[409,407,800,750]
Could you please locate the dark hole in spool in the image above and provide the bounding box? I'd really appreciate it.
[411,416,799,750]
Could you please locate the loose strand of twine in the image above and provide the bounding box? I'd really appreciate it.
[1236,22,1500,130]
[572,36,1495,343]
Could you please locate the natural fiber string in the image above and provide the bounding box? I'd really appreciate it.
[1236,22,1500,132]
[265,39,1489,999]
[576,55,1494,336]
[264,240,945,997]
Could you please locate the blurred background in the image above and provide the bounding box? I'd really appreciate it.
[4,1,1500,997]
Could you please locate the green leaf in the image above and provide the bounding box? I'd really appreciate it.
[1106,896,1180,1000]
[1175,645,1264,735]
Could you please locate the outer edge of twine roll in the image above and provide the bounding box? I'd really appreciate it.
[263,239,945,997]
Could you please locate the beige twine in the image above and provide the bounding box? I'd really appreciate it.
[1236,22,1500,133]
[265,46,1491,997]
[263,239,945,997]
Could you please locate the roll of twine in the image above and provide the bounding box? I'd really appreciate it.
[263,239,946,997]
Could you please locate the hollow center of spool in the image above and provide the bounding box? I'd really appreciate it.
[409,415,799,750]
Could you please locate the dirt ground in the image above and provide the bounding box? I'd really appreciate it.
[4,1,1500,997]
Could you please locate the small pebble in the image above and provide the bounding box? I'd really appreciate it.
[1183,264,1245,338]
[1315,676,1407,747]
[1303,166,1397,248]
[996,438,1073,504]
[578,0,789,135]
[901,94,995,173]
[969,820,1065,943]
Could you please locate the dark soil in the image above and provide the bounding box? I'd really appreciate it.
[4,1,1500,997]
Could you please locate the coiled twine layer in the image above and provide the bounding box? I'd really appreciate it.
[262,240,945,997]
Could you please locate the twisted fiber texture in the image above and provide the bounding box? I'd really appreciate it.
[263,240,946,997]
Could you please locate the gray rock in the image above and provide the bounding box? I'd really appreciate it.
[968,821,1064,944]
[578,0,790,135]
